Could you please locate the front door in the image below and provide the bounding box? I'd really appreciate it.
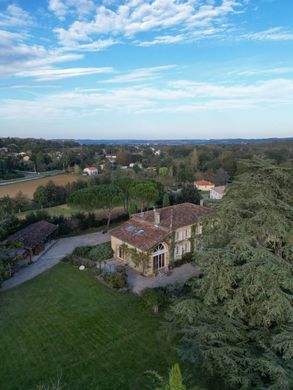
[153,252,165,270]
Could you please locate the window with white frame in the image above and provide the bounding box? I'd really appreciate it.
[152,243,167,271]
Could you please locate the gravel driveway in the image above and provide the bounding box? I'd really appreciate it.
[1,232,110,292]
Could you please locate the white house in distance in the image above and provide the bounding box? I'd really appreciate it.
[83,167,98,176]
[210,186,226,200]
[105,155,117,163]
[194,180,215,191]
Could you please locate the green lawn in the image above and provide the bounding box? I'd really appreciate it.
[0,263,176,390]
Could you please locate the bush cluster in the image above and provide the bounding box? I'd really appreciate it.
[173,252,193,268]
[62,255,96,268]
[102,266,128,289]
[140,288,167,313]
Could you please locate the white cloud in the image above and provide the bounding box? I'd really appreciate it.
[15,66,113,81]
[244,27,293,41]
[54,0,243,48]
[0,4,32,27]
[102,65,177,83]
[49,0,68,20]
[234,67,293,76]
[59,38,118,51]
[1,77,293,119]
[49,0,95,20]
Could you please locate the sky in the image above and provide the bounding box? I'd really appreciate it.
[0,0,293,140]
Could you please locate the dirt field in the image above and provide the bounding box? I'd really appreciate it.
[0,174,85,199]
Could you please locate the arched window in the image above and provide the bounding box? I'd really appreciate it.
[153,243,165,254]
[152,243,167,271]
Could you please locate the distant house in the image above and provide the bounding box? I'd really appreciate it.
[4,221,58,256]
[83,167,98,176]
[129,162,142,169]
[194,180,215,191]
[105,155,117,163]
[210,186,226,200]
[110,203,210,276]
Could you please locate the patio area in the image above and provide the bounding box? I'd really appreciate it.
[100,259,200,294]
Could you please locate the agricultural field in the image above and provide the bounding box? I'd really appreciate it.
[0,174,86,199]
[0,263,177,390]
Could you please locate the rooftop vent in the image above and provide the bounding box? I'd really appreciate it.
[134,229,145,236]
[154,210,160,226]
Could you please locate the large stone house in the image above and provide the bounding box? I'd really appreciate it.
[110,203,210,276]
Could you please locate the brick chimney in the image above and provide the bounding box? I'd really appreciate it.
[154,209,160,226]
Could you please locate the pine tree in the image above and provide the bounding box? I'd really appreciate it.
[167,159,293,389]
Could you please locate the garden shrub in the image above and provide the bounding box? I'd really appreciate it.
[102,267,128,289]
[62,255,96,268]
[173,252,193,268]
[140,288,167,313]
[72,246,92,257]
[89,242,113,262]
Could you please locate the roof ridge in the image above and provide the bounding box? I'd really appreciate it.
[131,215,170,232]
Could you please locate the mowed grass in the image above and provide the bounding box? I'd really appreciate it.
[0,263,176,390]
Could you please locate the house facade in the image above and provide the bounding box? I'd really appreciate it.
[110,203,210,276]
[210,186,226,200]
[83,167,98,176]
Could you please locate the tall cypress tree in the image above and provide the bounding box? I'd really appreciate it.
[167,160,293,389]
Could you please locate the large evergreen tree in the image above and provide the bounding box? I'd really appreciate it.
[68,184,122,231]
[167,160,293,389]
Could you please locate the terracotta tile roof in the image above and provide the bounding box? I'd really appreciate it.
[84,167,97,171]
[110,203,211,251]
[5,221,58,248]
[194,180,214,186]
[110,218,169,252]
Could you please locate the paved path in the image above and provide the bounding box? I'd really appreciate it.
[1,232,110,292]
[128,263,200,294]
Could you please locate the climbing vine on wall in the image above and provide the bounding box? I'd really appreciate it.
[121,243,151,274]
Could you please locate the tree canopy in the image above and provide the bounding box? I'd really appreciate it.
[68,184,122,230]
[129,181,160,212]
[167,159,293,389]
[113,176,135,212]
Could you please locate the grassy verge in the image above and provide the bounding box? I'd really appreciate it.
[0,263,176,390]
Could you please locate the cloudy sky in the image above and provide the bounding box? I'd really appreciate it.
[0,0,293,139]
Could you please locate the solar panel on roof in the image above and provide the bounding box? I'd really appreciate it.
[135,229,145,235]
[127,226,135,232]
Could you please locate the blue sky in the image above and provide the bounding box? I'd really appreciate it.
[0,0,293,139]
